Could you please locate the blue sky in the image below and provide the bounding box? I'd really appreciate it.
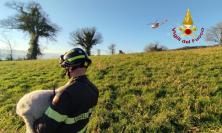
[0,0,221,55]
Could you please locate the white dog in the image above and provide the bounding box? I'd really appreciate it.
[16,79,74,133]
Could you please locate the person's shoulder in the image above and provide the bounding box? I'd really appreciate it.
[63,81,83,94]
[52,90,70,106]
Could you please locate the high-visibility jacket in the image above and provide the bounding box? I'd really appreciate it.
[33,75,99,133]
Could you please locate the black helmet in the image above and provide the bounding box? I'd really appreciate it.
[60,48,91,68]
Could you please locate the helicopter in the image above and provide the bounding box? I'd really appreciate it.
[148,19,168,29]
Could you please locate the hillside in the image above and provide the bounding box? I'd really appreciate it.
[0,46,222,132]
[0,49,60,60]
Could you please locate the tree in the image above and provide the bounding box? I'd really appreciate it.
[108,43,116,55]
[119,50,125,54]
[0,2,59,59]
[97,49,101,56]
[69,27,102,56]
[0,35,13,60]
[205,22,222,44]
[144,42,167,52]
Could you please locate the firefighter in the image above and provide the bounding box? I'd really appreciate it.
[33,48,99,133]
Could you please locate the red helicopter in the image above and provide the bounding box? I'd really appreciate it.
[148,19,168,29]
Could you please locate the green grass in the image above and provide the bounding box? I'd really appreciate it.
[0,46,222,133]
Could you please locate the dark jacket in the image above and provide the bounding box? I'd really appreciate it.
[33,75,99,133]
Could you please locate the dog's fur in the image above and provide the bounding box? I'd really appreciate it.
[16,78,74,133]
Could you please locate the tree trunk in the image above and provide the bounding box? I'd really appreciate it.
[85,47,91,56]
[220,31,222,44]
[9,44,13,61]
[27,34,40,59]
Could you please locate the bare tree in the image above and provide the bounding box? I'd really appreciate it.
[97,49,101,56]
[69,27,102,56]
[144,42,167,52]
[108,43,116,55]
[205,22,222,44]
[0,34,13,60]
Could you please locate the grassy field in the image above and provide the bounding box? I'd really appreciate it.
[0,46,222,133]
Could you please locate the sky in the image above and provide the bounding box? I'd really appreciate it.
[0,0,221,55]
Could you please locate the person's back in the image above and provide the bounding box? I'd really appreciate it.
[55,75,99,132]
[34,48,99,133]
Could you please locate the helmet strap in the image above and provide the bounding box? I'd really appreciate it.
[66,69,71,79]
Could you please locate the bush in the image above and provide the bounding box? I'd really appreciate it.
[144,42,168,52]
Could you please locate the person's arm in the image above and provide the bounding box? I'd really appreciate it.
[33,91,71,133]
